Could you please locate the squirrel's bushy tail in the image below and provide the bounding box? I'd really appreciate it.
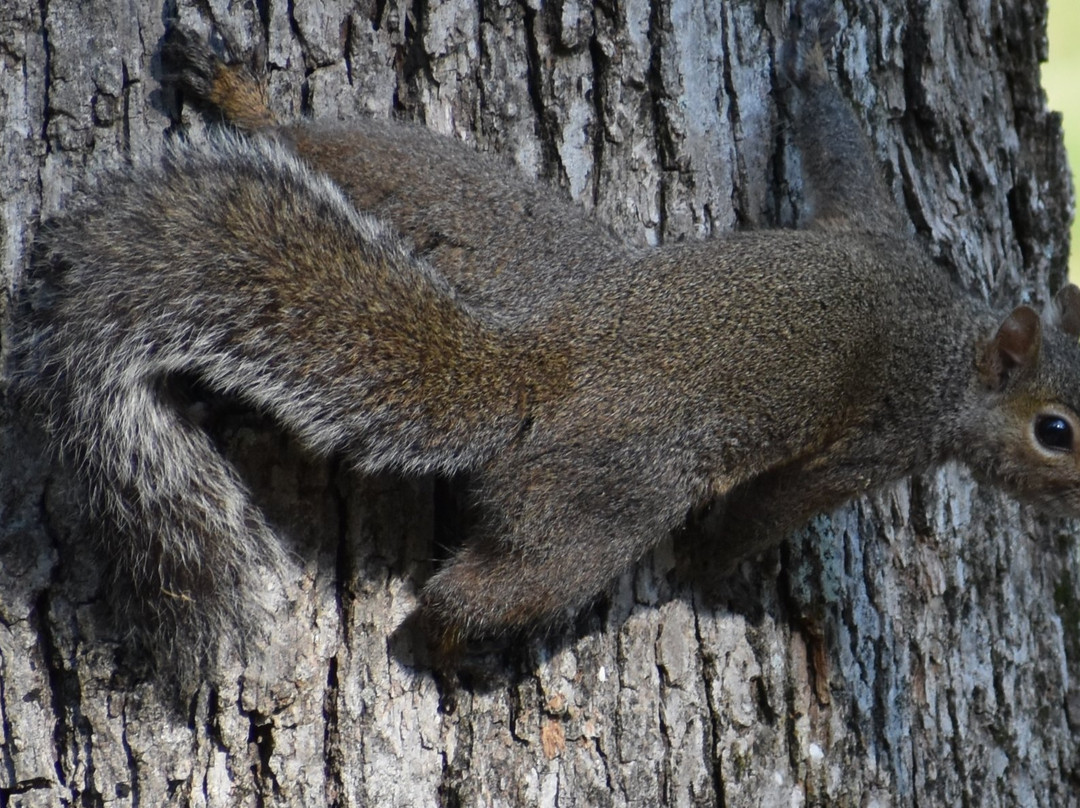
[13,135,549,686]
[17,273,286,686]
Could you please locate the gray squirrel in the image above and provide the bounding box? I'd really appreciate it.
[12,9,1080,688]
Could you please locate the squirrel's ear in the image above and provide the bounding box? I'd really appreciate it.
[1046,284,1080,340]
[978,306,1042,391]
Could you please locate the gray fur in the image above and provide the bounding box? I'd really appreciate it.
[13,15,1080,686]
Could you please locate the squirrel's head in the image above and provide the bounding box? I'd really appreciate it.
[967,284,1080,514]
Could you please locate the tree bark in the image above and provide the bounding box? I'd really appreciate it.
[1,0,1077,806]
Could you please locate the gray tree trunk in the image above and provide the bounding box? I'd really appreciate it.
[1,0,1077,805]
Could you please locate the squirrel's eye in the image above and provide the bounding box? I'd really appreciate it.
[1035,414,1073,453]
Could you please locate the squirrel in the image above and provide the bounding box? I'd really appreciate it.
[12,7,1080,689]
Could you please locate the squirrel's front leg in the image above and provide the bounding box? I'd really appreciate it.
[711,446,896,569]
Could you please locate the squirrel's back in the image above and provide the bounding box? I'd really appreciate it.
[284,121,632,323]
[161,26,633,325]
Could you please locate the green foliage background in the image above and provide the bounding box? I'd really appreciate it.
[1045,1,1080,281]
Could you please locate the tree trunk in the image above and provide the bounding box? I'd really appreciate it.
[1,0,1077,805]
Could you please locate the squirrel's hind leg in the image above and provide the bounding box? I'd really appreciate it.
[420,442,696,644]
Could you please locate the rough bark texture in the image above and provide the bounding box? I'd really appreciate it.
[1,0,1077,806]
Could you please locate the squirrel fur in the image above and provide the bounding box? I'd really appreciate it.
[13,11,1080,686]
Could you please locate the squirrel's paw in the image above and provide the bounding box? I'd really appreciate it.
[162,25,276,131]
[161,25,225,104]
